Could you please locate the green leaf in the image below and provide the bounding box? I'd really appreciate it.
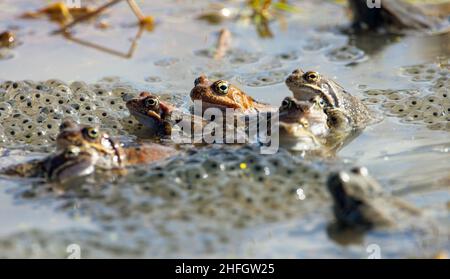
[272,2,301,13]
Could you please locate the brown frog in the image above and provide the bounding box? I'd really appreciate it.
[2,145,100,182]
[190,75,274,113]
[285,69,372,129]
[1,122,178,181]
[125,92,174,136]
[126,91,206,137]
[56,120,177,166]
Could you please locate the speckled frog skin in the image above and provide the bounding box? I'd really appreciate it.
[285,69,372,129]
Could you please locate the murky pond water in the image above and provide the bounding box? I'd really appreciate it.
[0,0,449,258]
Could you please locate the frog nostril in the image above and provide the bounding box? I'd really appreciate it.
[194,78,200,86]
[194,76,207,86]
[350,167,369,176]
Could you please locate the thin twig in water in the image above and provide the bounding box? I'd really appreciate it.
[126,0,145,21]
[52,0,124,34]
[213,28,232,60]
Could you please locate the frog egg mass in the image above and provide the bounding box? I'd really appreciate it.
[0,79,138,149]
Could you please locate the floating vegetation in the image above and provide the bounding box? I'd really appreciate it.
[21,1,96,25]
[197,0,300,38]
[19,1,154,59]
[247,0,300,38]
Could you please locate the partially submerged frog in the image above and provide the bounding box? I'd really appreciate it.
[1,145,96,182]
[285,69,372,129]
[327,167,421,230]
[125,92,174,136]
[278,96,356,153]
[279,96,330,137]
[56,120,178,166]
[348,0,450,33]
[188,73,361,150]
[1,122,178,181]
[190,75,274,113]
[0,31,15,48]
[126,91,206,137]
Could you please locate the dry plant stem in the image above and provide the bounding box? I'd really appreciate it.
[213,28,232,60]
[52,0,124,34]
[126,0,145,21]
[127,25,145,57]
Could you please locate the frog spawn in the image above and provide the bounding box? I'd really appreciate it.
[361,62,449,132]
[0,146,331,257]
[0,79,143,150]
[325,45,366,65]
[362,88,449,131]
[12,146,326,229]
[401,63,448,83]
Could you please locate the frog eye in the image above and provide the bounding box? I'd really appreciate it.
[350,167,369,176]
[214,81,229,95]
[144,97,159,107]
[83,127,99,140]
[310,96,325,108]
[281,98,293,109]
[304,71,320,82]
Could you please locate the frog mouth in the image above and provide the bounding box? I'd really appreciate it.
[46,148,97,182]
[195,100,243,113]
[279,122,321,146]
[146,110,162,121]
